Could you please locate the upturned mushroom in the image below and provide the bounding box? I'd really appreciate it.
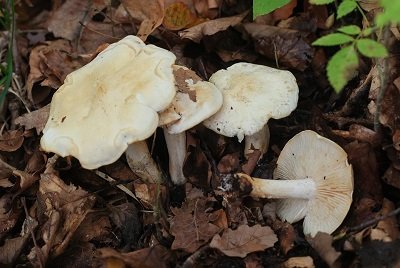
[41,35,176,182]
[159,65,223,184]
[236,130,354,236]
[203,62,298,168]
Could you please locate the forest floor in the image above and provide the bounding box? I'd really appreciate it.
[0,0,400,267]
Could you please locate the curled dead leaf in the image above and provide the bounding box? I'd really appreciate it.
[14,104,50,134]
[163,2,196,30]
[121,0,164,41]
[179,12,247,43]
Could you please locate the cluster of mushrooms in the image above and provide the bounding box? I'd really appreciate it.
[40,36,354,237]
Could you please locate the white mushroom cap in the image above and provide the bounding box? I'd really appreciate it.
[203,62,298,142]
[274,130,354,236]
[160,65,223,133]
[41,35,176,169]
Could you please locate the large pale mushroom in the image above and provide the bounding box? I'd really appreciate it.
[236,130,354,236]
[41,35,176,182]
[159,65,223,184]
[203,62,298,171]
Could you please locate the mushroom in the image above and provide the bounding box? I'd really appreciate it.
[203,62,298,169]
[40,35,176,183]
[236,130,354,236]
[159,65,223,184]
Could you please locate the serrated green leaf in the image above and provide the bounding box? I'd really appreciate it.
[312,33,354,46]
[327,46,359,93]
[337,25,361,35]
[253,0,290,19]
[309,0,334,4]
[375,0,400,27]
[356,39,388,58]
[337,0,357,19]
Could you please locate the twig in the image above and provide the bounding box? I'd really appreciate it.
[94,170,142,204]
[347,207,400,233]
[21,197,45,268]
[374,26,390,132]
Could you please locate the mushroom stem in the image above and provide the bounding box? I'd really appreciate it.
[126,141,163,183]
[244,124,270,160]
[238,173,316,199]
[163,128,187,185]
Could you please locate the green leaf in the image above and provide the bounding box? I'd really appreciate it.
[327,46,359,93]
[253,0,290,19]
[337,25,361,35]
[356,39,388,58]
[337,0,357,19]
[375,0,400,27]
[312,33,354,46]
[309,0,334,4]
[361,27,373,37]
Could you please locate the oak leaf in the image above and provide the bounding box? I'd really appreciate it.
[210,224,277,257]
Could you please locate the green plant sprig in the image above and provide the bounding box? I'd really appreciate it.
[0,0,15,106]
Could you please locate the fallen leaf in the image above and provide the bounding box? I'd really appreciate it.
[0,129,24,152]
[306,232,341,267]
[183,143,212,188]
[382,165,400,190]
[47,0,108,40]
[244,23,314,71]
[272,0,297,22]
[210,224,277,257]
[98,245,172,268]
[282,256,315,268]
[163,2,196,30]
[121,0,164,41]
[179,12,247,43]
[370,198,400,241]
[0,234,30,265]
[0,193,22,238]
[30,157,96,263]
[27,40,88,104]
[218,152,240,173]
[169,197,222,253]
[78,21,134,53]
[278,223,296,255]
[14,104,50,134]
[108,203,141,248]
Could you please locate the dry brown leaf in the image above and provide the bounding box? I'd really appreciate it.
[282,256,315,268]
[30,158,96,264]
[179,12,247,43]
[14,104,50,134]
[47,0,108,40]
[382,165,400,190]
[278,223,296,255]
[169,197,222,253]
[370,198,400,241]
[272,0,297,22]
[27,40,88,104]
[306,232,341,267]
[358,240,400,267]
[0,194,21,237]
[218,152,240,173]
[0,234,30,265]
[98,245,172,268]
[163,1,196,30]
[244,23,314,71]
[0,157,16,181]
[121,0,164,41]
[183,142,212,188]
[0,129,24,152]
[78,21,134,53]
[210,224,277,257]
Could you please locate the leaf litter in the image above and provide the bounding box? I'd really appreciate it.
[1,0,400,267]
